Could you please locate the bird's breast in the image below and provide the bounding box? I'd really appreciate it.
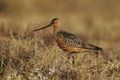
[55,35,86,53]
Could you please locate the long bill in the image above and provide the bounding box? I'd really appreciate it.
[32,24,51,32]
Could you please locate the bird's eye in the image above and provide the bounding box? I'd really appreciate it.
[53,21,57,23]
[56,20,60,23]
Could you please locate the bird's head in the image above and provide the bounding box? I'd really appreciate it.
[33,18,61,32]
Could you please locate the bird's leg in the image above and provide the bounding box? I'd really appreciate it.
[63,53,77,70]
[65,53,76,67]
[96,52,98,65]
[64,53,71,63]
[70,53,77,67]
[94,50,101,80]
[71,54,75,65]
[95,50,99,66]
[67,53,71,60]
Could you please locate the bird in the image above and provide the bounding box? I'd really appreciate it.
[33,18,103,65]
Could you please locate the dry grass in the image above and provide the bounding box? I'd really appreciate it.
[0,0,120,80]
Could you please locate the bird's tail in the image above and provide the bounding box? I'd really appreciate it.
[95,46,103,51]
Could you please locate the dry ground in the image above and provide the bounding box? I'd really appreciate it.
[0,0,120,80]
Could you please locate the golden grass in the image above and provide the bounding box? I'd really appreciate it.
[0,0,120,80]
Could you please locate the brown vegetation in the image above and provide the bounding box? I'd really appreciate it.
[0,0,120,80]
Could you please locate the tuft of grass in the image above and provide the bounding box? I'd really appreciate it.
[0,24,120,80]
[0,0,120,79]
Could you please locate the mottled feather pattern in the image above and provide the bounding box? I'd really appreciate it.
[57,31,102,50]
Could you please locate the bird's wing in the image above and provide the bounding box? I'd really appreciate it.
[57,31,102,50]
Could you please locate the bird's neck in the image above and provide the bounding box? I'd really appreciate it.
[53,26,61,33]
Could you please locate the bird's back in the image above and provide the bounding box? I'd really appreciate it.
[55,31,102,53]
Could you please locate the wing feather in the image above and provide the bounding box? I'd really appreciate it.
[57,31,102,50]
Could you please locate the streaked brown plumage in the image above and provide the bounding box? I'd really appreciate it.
[55,31,102,53]
[33,18,102,65]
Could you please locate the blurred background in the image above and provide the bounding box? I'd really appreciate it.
[0,0,120,47]
[0,0,120,80]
